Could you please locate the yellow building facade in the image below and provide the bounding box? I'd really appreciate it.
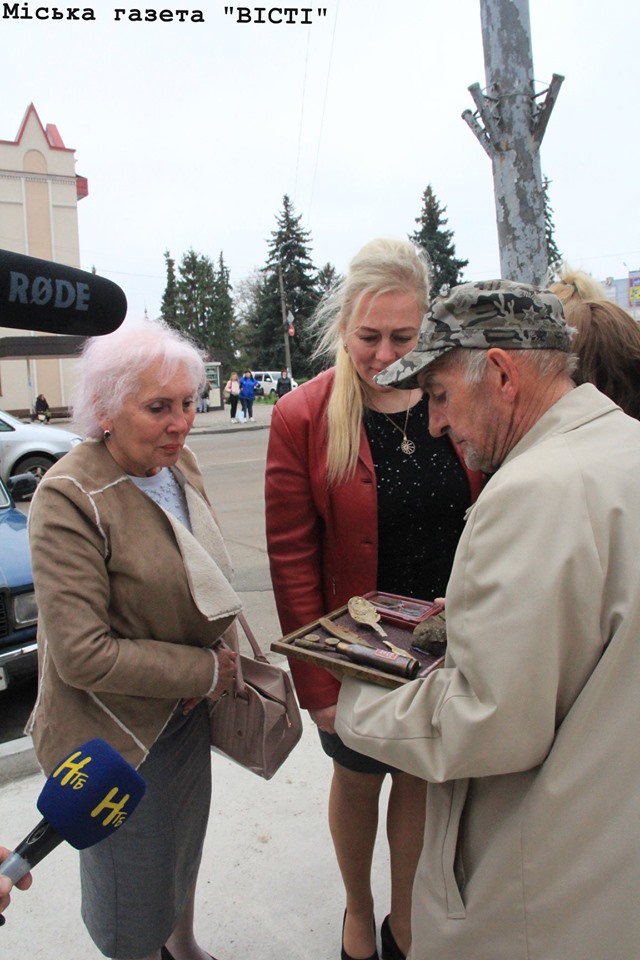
[0,104,88,414]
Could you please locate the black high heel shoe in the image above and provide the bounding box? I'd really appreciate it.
[341,910,379,960]
[380,915,406,960]
[160,947,218,960]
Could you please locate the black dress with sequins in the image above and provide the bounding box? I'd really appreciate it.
[364,396,471,602]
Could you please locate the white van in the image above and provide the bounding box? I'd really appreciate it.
[253,371,298,397]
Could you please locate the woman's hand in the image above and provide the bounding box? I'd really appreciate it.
[207,646,238,701]
[181,647,239,713]
[309,704,337,735]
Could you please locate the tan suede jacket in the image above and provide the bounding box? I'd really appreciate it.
[27,440,241,773]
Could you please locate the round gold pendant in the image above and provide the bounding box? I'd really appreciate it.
[401,437,416,455]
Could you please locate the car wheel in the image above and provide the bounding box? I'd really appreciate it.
[12,455,55,482]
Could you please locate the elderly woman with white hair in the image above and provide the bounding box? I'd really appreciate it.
[27,318,239,960]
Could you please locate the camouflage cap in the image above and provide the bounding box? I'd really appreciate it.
[375,279,570,389]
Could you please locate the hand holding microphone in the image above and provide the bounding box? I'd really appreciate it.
[0,852,32,924]
[0,738,145,925]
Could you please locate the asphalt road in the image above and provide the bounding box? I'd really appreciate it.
[0,427,280,743]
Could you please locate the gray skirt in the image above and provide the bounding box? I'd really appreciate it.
[80,701,212,959]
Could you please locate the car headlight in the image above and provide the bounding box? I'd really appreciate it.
[13,591,38,627]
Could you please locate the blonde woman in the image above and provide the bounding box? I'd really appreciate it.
[265,239,483,960]
[224,370,241,422]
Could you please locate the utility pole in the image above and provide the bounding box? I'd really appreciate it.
[278,264,292,376]
[462,0,564,284]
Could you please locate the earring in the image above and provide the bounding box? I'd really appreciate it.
[103,429,112,440]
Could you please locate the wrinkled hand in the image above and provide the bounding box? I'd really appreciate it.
[207,646,238,702]
[0,847,32,919]
[309,704,337,735]
[181,647,239,713]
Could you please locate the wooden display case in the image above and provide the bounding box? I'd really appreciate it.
[271,597,444,689]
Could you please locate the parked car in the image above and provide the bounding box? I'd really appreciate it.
[0,409,82,483]
[253,371,299,397]
[0,472,39,691]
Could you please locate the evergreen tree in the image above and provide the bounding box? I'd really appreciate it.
[210,252,236,367]
[542,176,563,271]
[160,249,215,354]
[409,185,468,296]
[244,195,320,378]
[161,250,178,326]
[316,262,341,298]
[161,249,237,366]
[176,249,216,351]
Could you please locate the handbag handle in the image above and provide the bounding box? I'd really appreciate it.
[220,612,270,700]
[236,612,270,664]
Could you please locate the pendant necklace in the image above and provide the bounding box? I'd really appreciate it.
[379,399,415,456]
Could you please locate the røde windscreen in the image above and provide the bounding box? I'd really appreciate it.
[0,249,127,336]
[0,738,146,885]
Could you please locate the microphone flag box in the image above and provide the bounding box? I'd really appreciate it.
[37,738,146,849]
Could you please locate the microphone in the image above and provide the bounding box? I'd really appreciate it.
[0,738,146,886]
[0,249,127,336]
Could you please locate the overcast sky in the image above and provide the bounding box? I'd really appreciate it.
[1,0,638,320]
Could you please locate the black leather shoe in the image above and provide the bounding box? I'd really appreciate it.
[341,910,379,960]
[161,948,218,960]
[380,915,406,960]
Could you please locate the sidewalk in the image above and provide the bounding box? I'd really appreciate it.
[188,398,275,435]
[53,397,276,438]
[0,724,393,960]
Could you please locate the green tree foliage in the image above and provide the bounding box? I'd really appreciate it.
[161,249,236,366]
[210,252,236,368]
[244,195,320,378]
[542,176,563,271]
[409,185,468,296]
[316,262,341,298]
[161,250,178,326]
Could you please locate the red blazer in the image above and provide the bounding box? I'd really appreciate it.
[265,369,484,710]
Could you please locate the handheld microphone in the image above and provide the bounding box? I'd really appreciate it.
[0,738,145,885]
[0,249,127,336]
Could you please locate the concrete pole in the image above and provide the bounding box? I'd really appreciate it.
[462,0,563,285]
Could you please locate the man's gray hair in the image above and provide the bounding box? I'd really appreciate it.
[445,347,578,384]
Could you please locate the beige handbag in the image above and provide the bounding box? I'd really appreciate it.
[209,613,303,779]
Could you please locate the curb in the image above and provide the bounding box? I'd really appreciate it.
[0,736,40,786]
[190,421,270,436]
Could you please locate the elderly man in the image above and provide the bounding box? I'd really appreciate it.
[335,280,640,960]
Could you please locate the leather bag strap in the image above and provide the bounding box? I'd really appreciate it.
[221,612,270,699]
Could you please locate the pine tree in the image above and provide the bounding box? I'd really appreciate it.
[244,195,320,378]
[210,252,236,368]
[316,262,341,298]
[161,251,178,326]
[542,176,563,271]
[160,249,216,353]
[409,185,468,296]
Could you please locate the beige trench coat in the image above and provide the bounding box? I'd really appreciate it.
[337,385,640,960]
[27,440,241,772]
